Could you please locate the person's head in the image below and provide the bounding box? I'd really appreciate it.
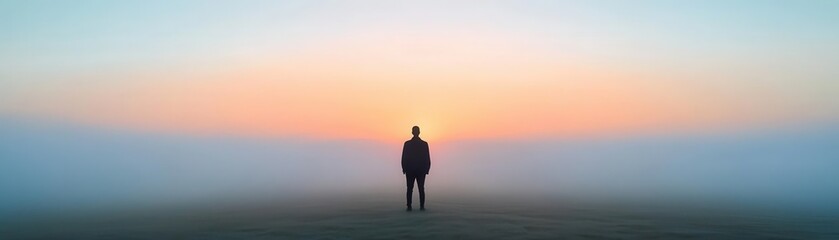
[412,126,420,137]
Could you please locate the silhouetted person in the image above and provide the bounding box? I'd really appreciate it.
[402,126,430,211]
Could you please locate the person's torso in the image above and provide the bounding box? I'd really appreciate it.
[404,139,428,171]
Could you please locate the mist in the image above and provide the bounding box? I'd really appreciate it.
[1,118,837,217]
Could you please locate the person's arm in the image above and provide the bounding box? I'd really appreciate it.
[401,142,408,174]
[424,142,431,175]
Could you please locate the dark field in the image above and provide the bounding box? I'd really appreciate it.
[3,193,838,239]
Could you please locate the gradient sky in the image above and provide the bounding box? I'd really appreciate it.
[1,1,837,141]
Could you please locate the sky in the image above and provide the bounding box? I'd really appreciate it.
[1,1,838,215]
[1,0,837,141]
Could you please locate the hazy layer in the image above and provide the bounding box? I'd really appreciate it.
[1,118,837,217]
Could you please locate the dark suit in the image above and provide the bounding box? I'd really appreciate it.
[402,136,430,208]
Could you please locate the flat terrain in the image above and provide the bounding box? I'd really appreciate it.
[3,194,837,239]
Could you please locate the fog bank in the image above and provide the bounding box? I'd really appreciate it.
[1,119,837,216]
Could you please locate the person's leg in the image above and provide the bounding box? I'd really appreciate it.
[416,174,426,210]
[406,173,416,210]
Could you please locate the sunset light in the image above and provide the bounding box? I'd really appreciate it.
[1,1,837,238]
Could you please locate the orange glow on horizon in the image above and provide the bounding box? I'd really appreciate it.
[4,29,822,142]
